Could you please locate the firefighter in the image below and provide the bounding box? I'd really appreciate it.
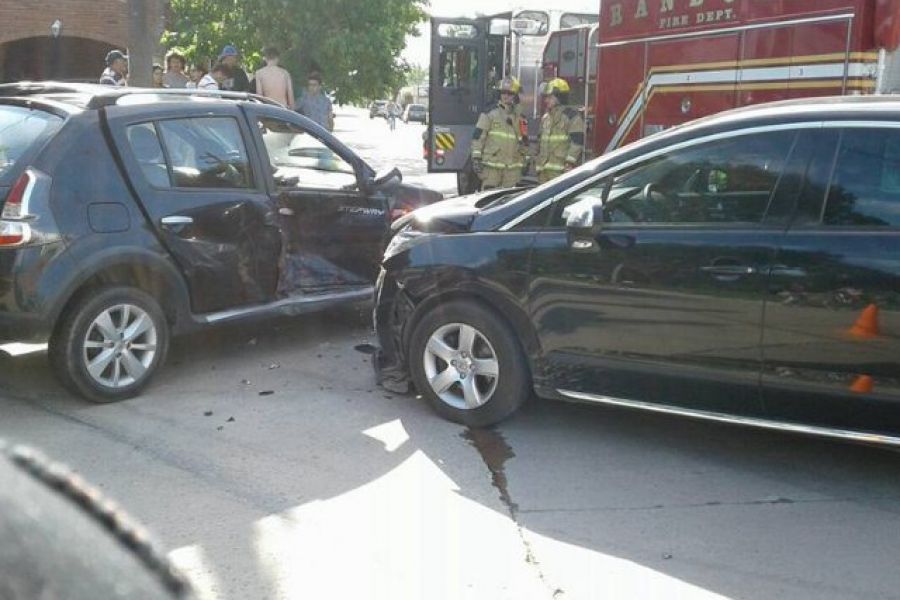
[471,78,526,190]
[536,78,585,184]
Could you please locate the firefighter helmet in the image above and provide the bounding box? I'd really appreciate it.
[541,78,571,97]
[496,77,520,94]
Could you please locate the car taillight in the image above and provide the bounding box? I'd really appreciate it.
[2,171,31,219]
[0,221,28,246]
[0,170,35,247]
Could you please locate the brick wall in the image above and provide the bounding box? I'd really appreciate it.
[0,0,167,84]
[0,0,129,47]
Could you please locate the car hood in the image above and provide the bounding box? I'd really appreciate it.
[395,188,519,233]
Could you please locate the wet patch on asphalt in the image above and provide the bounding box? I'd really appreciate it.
[463,427,563,597]
[462,427,518,517]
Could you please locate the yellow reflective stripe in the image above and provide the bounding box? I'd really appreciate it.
[541,134,569,142]
[536,163,565,172]
[483,161,524,169]
[565,156,578,163]
[487,131,518,140]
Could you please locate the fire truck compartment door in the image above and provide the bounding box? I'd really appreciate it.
[643,33,740,139]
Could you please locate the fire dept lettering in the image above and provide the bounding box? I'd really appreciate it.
[608,0,737,30]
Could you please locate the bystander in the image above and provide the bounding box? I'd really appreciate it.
[218,45,250,92]
[296,72,334,130]
[99,50,128,86]
[254,47,294,108]
[163,52,189,88]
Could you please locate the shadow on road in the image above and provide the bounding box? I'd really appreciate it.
[1,305,899,599]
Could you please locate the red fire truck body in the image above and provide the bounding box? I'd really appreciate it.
[592,0,900,156]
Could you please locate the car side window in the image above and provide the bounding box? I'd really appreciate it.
[126,123,170,188]
[257,117,357,190]
[549,131,795,227]
[156,117,253,189]
[823,128,900,227]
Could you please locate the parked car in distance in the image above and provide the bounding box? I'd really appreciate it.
[403,103,427,124]
[375,96,900,447]
[369,100,389,119]
[0,83,442,402]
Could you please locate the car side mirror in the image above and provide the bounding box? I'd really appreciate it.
[366,166,403,191]
[563,198,600,252]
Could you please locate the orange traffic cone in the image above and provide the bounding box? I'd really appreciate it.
[849,304,880,339]
[850,375,874,394]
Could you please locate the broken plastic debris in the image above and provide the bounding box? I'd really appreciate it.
[268,363,281,370]
[259,390,275,396]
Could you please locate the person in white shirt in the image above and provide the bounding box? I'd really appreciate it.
[185,65,206,89]
[197,63,231,90]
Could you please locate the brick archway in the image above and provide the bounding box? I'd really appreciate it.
[1,36,117,83]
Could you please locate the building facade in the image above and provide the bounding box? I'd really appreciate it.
[0,0,167,86]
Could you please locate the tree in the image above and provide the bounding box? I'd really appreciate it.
[163,0,427,104]
[405,63,428,87]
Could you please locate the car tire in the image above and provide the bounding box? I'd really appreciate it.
[49,286,170,403]
[409,300,530,426]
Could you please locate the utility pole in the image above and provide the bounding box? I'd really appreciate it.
[127,0,154,87]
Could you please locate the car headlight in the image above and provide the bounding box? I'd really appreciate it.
[383,228,431,261]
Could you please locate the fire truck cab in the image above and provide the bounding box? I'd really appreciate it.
[592,0,900,156]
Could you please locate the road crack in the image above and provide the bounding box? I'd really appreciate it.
[462,427,564,599]
[517,494,900,515]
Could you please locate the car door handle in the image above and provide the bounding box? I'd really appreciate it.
[278,207,295,216]
[701,265,756,276]
[160,216,194,226]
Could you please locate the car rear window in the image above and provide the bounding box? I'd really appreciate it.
[824,128,900,227]
[0,105,63,182]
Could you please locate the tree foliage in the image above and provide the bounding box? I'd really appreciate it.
[163,0,428,103]
[405,64,428,87]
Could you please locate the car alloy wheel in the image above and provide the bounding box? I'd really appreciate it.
[422,322,500,410]
[82,304,158,389]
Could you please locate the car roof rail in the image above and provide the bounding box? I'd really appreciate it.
[0,81,285,109]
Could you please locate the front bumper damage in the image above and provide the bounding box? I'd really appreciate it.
[372,267,416,394]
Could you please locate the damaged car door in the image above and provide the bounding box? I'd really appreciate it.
[108,109,282,313]
[248,108,390,295]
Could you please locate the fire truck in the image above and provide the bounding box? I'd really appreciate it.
[427,7,598,193]
[554,0,900,159]
[540,24,600,157]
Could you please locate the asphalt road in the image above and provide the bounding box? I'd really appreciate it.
[2,109,900,600]
[334,105,458,196]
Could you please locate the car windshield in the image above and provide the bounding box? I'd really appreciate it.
[0,105,63,182]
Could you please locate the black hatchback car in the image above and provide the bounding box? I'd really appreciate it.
[375,96,900,445]
[0,83,441,402]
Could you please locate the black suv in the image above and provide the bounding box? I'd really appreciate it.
[376,96,900,445]
[0,83,441,401]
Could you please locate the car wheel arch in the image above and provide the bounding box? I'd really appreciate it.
[402,286,542,377]
[51,253,190,337]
